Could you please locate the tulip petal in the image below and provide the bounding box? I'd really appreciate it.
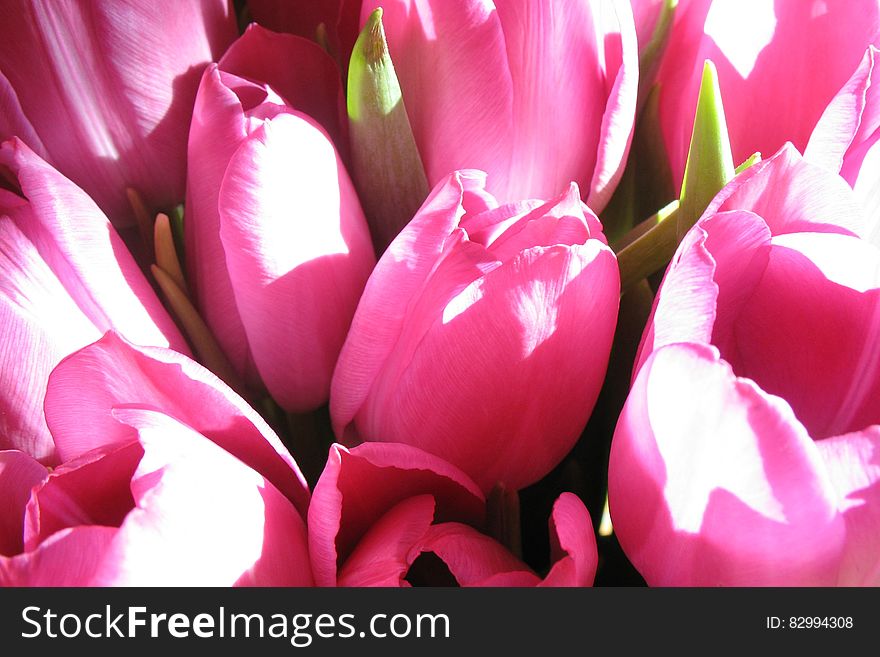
[94,408,313,586]
[0,139,189,353]
[45,332,310,516]
[539,492,598,587]
[633,209,771,377]
[480,183,600,262]
[309,442,485,587]
[411,521,534,587]
[722,232,880,440]
[184,65,255,381]
[492,0,619,204]
[806,47,877,173]
[0,71,48,161]
[706,143,866,237]
[0,0,236,222]
[0,450,48,556]
[585,0,639,212]
[338,495,436,587]
[359,242,619,491]
[331,171,487,441]
[0,216,101,461]
[23,440,141,551]
[609,342,845,586]
[218,112,375,412]
[815,428,880,586]
[0,525,116,586]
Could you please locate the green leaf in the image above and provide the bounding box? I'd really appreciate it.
[347,8,430,255]
[735,151,762,174]
[677,60,735,241]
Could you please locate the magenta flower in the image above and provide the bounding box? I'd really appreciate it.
[309,442,597,587]
[608,145,880,585]
[0,139,188,464]
[651,0,880,191]
[331,171,620,493]
[0,0,237,225]
[185,25,375,411]
[359,0,639,212]
[0,333,312,586]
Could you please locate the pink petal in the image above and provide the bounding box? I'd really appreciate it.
[93,407,313,586]
[0,217,101,461]
[184,65,255,381]
[218,111,375,412]
[411,521,534,587]
[44,332,310,517]
[806,47,877,173]
[539,492,598,587]
[0,525,117,586]
[0,450,47,556]
[338,495,436,587]
[0,0,236,223]
[219,23,348,152]
[0,71,48,160]
[720,232,880,440]
[330,171,488,441]
[633,209,771,377]
[0,139,189,353]
[491,0,634,208]
[815,428,880,586]
[23,440,141,551]
[480,183,600,262]
[706,143,866,238]
[308,442,485,587]
[609,342,845,586]
[357,242,619,492]
[470,570,541,586]
[585,0,639,212]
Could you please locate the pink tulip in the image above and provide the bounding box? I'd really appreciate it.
[309,442,597,587]
[331,171,620,493]
[609,145,880,585]
[654,0,880,191]
[359,0,638,213]
[0,139,188,464]
[0,332,313,586]
[0,0,237,225]
[185,25,375,411]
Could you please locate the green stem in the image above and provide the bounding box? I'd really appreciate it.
[614,200,679,290]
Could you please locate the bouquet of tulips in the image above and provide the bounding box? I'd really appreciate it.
[1,0,878,587]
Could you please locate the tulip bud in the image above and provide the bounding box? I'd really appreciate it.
[348,8,430,254]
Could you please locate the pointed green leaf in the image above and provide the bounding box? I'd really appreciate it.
[677,60,735,241]
[348,8,430,255]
